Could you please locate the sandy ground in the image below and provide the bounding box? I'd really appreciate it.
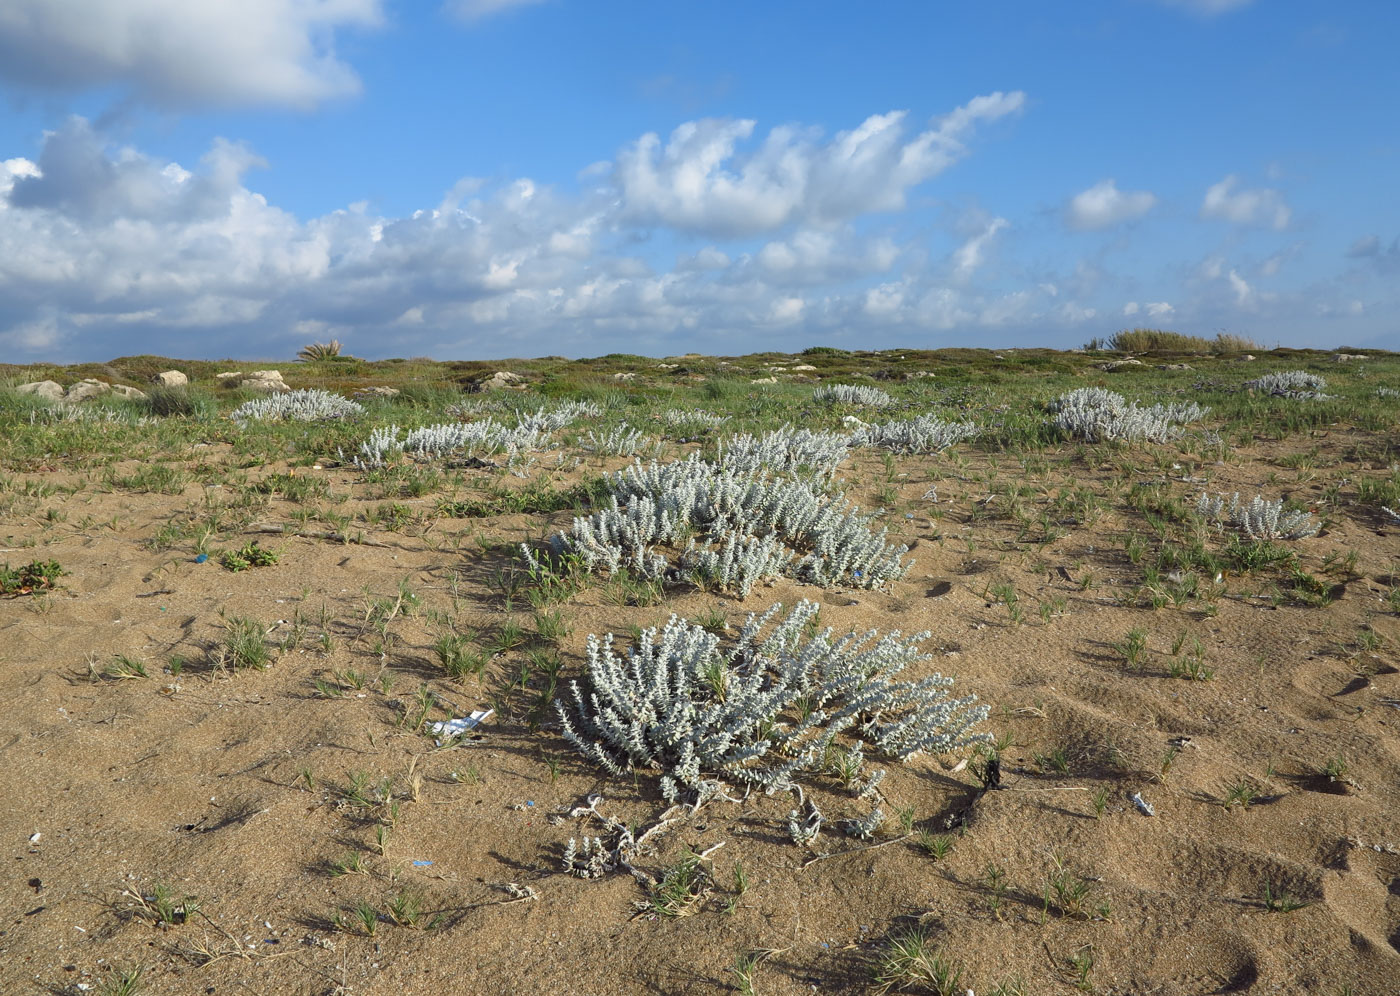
[2,432,1399,996]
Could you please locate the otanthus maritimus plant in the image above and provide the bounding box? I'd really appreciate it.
[1243,370,1331,400]
[231,388,364,424]
[1196,492,1320,540]
[555,600,990,802]
[1048,388,1207,444]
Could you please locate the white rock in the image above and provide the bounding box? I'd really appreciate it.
[62,379,112,402]
[153,370,188,387]
[15,380,63,403]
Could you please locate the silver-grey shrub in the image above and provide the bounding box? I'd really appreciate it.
[850,414,979,454]
[583,425,657,457]
[717,424,853,481]
[517,401,602,432]
[1196,492,1320,540]
[556,600,991,802]
[1048,388,1208,443]
[531,452,911,592]
[1243,370,1330,400]
[231,388,364,423]
[349,418,547,469]
[813,383,895,407]
[662,409,731,437]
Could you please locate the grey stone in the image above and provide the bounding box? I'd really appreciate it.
[153,370,188,387]
[470,371,524,392]
[240,370,289,392]
[62,379,112,402]
[16,380,63,403]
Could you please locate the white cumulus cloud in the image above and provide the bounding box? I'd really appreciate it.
[0,0,382,109]
[951,217,1008,282]
[1065,179,1157,230]
[1201,175,1291,229]
[614,92,1025,237]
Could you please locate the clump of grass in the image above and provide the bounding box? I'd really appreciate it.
[640,852,711,918]
[219,616,271,670]
[1261,879,1312,913]
[124,883,200,926]
[96,964,146,996]
[1114,628,1148,669]
[1085,328,1257,353]
[916,832,955,860]
[104,655,149,680]
[870,929,966,996]
[435,632,486,680]
[1222,778,1259,810]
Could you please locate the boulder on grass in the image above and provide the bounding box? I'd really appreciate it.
[153,370,188,387]
[469,371,524,392]
[63,379,112,403]
[109,384,147,400]
[16,381,63,403]
[1098,359,1144,371]
[240,370,290,392]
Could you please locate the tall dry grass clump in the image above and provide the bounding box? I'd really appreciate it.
[1084,328,1259,353]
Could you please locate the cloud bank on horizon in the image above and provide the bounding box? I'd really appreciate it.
[0,0,1395,360]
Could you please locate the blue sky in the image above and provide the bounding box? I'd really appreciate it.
[1,0,1396,362]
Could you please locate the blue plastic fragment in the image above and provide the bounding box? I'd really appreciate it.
[195,553,208,563]
[412,860,433,866]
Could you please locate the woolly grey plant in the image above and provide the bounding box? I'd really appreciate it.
[555,600,991,802]
[662,409,731,436]
[717,425,853,481]
[1196,492,1320,540]
[583,425,657,457]
[680,532,793,598]
[1243,370,1331,400]
[231,388,365,423]
[347,411,560,469]
[850,414,980,455]
[813,384,895,407]
[787,800,823,846]
[561,837,611,879]
[529,452,911,592]
[1048,388,1208,444]
[517,401,602,432]
[842,805,885,841]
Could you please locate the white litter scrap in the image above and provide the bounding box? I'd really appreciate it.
[1131,792,1155,816]
[430,709,494,743]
